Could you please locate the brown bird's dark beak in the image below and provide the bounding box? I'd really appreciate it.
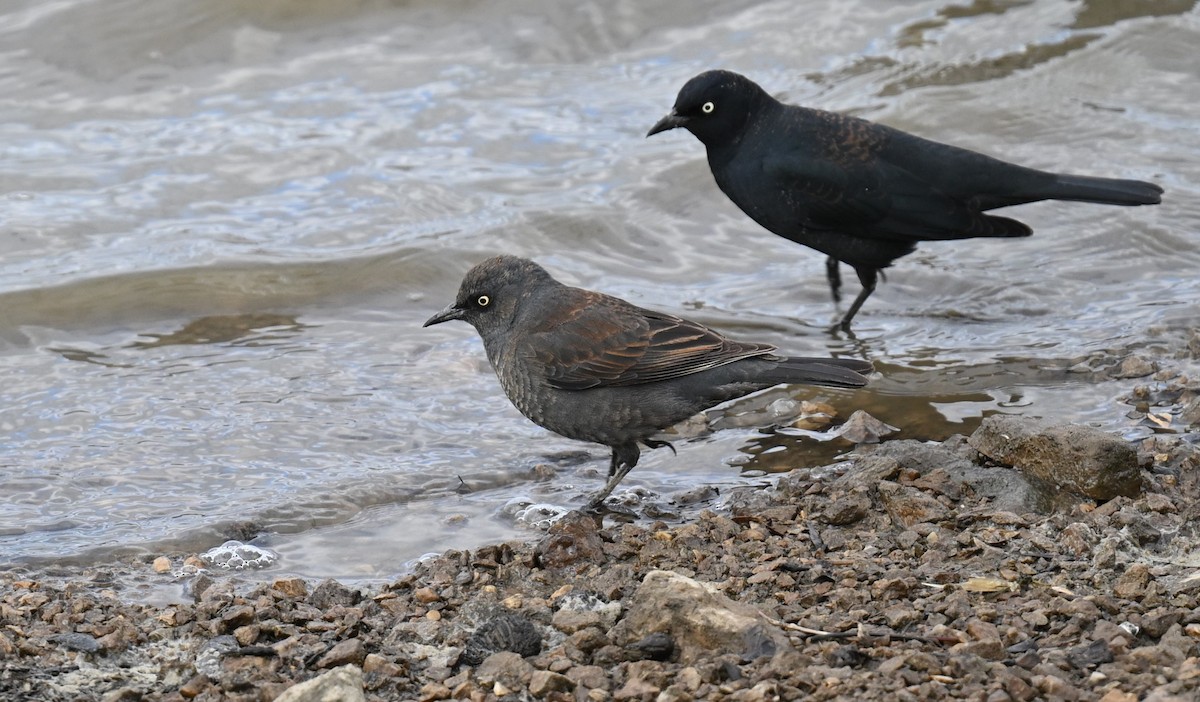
[423,304,465,327]
[647,110,687,137]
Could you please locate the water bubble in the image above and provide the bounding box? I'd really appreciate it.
[200,540,277,570]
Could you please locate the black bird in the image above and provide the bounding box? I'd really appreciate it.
[648,69,1163,331]
[423,255,872,507]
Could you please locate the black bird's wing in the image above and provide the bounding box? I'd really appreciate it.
[526,290,774,391]
[759,110,1032,242]
[761,148,1030,242]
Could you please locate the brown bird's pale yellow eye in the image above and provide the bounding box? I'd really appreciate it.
[701,101,714,114]
[477,295,490,307]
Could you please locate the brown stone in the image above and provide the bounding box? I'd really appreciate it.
[609,570,788,664]
[413,587,441,604]
[316,638,366,669]
[219,604,255,632]
[969,416,1142,500]
[272,578,308,599]
[552,608,603,634]
[179,674,209,699]
[877,481,949,528]
[529,670,575,696]
[535,512,605,569]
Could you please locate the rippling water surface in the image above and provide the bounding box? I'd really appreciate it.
[2,0,1197,580]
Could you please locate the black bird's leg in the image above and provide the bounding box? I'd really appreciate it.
[835,266,879,332]
[825,256,842,303]
[587,443,642,509]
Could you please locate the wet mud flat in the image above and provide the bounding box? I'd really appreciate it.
[2,343,1200,702]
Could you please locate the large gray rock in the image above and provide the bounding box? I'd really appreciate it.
[968,416,1142,501]
[838,439,1043,514]
[609,570,789,664]
[274,665,365,702]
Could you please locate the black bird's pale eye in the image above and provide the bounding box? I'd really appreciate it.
[701,101,714,114]
[477,295,491,307]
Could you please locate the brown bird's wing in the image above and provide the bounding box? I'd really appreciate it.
[524,289,774,391]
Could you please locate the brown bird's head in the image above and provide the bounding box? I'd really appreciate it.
[423,255,557,341]
[647,69,771,147]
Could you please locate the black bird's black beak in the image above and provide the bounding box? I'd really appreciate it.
[647,110,687,137]
[423,304,465,327]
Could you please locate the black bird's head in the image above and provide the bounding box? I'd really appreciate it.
[647,70,771,147]
[423,255,557,342]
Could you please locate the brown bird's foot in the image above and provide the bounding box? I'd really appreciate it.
[589,444,642,510]
[585,463,636,510]
[825,256,842,303]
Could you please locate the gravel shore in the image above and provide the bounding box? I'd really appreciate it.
[3,350,1199,702]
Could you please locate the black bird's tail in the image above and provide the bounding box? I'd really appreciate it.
[764,357,873,389]
[1040,174,1163,206]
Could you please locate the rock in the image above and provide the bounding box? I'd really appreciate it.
[950,639,1005,661]
[821,494,871,526]
[413,587,441,604]
[556,592,622,630]
[627,632,675,661]
[308,580,360,610]
[153,557,171,573]
[1114,563,1152,600]
[535,511,605,569]
[1137,608,1183,639]
[851,440,1041,514]
[47,632,102,654]
[474,651,534,688]
[1059,523,1098,557]
[609,570,789,664]
[274,664,365,702]
[529,670,575,696]
[1113,355,1156,379]
[968,415,1142,500]
[316,638,365,669]
[417,682,451,701]
[566,664,609,690]
[1067,639,1113,669]
[877,481,949,528]
[613,676,661,701]
[460,613,542,667]
[272,578,308,599]
[178,673,209,699]
[835,410,898,444]
[219,604,255,632]
[233,624,259,646]
[551,608,603,634]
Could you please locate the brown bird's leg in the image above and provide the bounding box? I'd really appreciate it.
[825,256,842,303]
[835,266,878,332]
[586,443,642,509]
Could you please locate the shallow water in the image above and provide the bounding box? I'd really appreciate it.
[1,0,1198,581]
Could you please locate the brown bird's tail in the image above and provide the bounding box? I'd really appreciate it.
[1042,174,1163,206]
[766,357,873,389]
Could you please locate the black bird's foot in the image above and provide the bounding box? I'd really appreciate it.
[828,317,857,336]
[642,438,676,455]
[826,266,878,335]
